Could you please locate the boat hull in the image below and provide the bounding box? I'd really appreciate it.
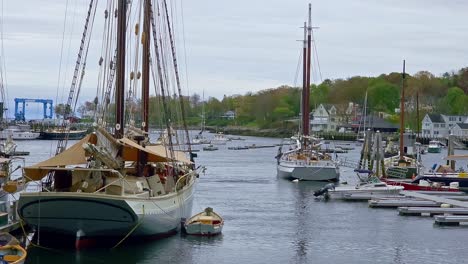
[0,131,40,140]
[277,162,339,181]
[427,147,441,153]
[18,180,196,238]
[384,179,459,192]
[328,186,403,199]
[415,174,468,190]
[40,130,87,140]
[185,223,222,236]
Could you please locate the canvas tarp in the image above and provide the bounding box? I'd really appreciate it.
[24,132,191,181]
[24,133,97,181]
[119,138,191,164]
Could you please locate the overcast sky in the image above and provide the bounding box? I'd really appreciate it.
[2,0,468,117]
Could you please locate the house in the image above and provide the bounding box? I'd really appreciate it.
[421,114,468,138]
[452,123,468,137]
[221,110,236,120]
[310,104,339,132]
[345,114,398,133]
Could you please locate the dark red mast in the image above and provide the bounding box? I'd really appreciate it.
[115,0,127,139]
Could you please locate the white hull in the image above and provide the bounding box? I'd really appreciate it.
[328,185,403,199]
[277,161,339,181]
[18,178,196,238]
[210,140,227,145]
[0,131,40,140]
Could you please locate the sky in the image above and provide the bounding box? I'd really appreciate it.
[1,0,468,118]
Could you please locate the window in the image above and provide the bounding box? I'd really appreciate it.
[434,124,439,128]
[425,123,430,127]
[434,131,439,135]
[441,124,445,128]
[460,117,462,121]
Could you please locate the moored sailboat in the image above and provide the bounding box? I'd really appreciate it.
[276,4,339,181]
[18,0,201,246]
[385,60,419,179]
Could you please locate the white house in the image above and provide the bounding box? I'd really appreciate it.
[221,110,236,120]
[452,123,468,137]
[310,104,338,132]
[421,114,468,137]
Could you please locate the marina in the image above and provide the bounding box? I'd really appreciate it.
[0,0,464,263]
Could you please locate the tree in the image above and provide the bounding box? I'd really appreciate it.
[367,80,399,113]
[54,103,72,118]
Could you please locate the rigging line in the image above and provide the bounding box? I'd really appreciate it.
[311,30,322,82]
[60,0,79,105]
[149,1,176,161]
[0,0,8,119]
[293,48,302,88]
[55,0,71,115]
[55,0,97,155]
[179,0,190,97]
[162,1,190,149]
[73,0,99,113]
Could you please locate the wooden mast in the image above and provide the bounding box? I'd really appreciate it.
[304,3,312,137]
[115,0,127,139]
[399,60,406,161]
[141,0,150,133]
[301,21,307,139]
[416,91,420,141]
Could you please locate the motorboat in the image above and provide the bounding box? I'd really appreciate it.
[427,140,443,153]
[211,132,229,145]
[0,126,39,140]
[314,175,403,200]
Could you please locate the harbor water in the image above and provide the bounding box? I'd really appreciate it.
[17,133,468,264]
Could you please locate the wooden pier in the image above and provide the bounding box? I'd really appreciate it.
[398,207,468,216]
[330,189,468,226]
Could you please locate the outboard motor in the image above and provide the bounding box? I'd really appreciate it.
[275,147,283,164]
[313,183,335,197]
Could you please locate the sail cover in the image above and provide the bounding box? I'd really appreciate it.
[24,134,97,181]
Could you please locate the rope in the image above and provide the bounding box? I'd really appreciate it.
[112,204,145,249]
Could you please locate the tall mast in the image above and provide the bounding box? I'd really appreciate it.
[304,3,312,137]
[399,60,406,161]
[115,0,127,139]
[416,91,420,141]
[301,21,307,138]
[141,0,150,133]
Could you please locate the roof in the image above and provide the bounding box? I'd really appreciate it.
[428,114,444,123]
[455,123,468,129]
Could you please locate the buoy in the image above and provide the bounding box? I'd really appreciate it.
[292,179,299,183]
[441,203,451,208]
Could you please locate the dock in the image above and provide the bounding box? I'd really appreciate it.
[434,215,468,226]
[398,207,468,216]
[326,189,468,227]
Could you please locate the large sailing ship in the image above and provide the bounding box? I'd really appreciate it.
[18,0,201,244]
[276,4,339,181]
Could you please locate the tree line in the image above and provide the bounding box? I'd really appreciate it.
[73,67,468,130]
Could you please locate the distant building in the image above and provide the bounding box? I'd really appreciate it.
[452,123,468,137]
[421,114,468,137]
[310,104,338,132]
[221,110,236,120]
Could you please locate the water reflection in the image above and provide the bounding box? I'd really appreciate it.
[290,180,328,263]
[26,235,195,264]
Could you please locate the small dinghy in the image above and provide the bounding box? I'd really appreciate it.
[184,207,223,236]
[0,233,26,264]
